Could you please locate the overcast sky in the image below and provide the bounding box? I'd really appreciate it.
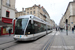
[15,0,73,25]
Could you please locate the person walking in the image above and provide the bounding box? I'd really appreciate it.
[56,27,57,31]
[60,27,62,32]
[72,27,74,33]
[9,28,12,36]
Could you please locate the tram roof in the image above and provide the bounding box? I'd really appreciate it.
[18,15,34,19]
[17,15,45,22]
[17,15,51,26]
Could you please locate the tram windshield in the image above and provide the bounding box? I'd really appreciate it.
[15,18,29,35]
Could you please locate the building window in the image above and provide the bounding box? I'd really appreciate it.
[33,11,35,14]
[6,0,10,6]
[6,11,10,17]
[30,11,32,14]
[27,8,29,10]
[30,8,32,10]
[27,12,29,15]
[34,7,35,9]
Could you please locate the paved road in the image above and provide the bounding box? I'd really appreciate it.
[0,34,14,44]
[0,30,75,50]
[0,30,56,50]
[49,30,75,50]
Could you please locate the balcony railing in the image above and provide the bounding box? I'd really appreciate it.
[40,13,47,18]
[6,3,10,7]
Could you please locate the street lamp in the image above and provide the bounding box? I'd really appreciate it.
[66,19,68,35]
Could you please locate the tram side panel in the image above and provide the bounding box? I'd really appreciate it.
[25,20,46,40]
[33,21,47,39]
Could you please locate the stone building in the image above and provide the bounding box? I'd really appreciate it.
[16,4,56,29]
[0,0,15,35]
[15,8,26,18]
[25,4,50,22]
[16,5,51,23]
[59,1,75,30]
[50,19,55,28]
[59,15,66,29]
[73,0,75,2]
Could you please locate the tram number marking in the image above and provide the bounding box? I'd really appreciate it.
[16,35,22,38]
[16,35,20,38]
[20,35,21,38]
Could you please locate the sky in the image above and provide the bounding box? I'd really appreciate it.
[15,0,73,25]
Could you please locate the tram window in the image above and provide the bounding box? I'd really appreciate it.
[25,20,47,34]
[34,21,38,33]
[25,21,35,35]
[34,21,46,33]
[15,18,29,35]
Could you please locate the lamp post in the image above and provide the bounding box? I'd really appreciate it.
[66,19,68,35]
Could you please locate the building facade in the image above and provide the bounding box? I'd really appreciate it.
[73,0,75,2]
[59,1,75,30]
[59,15,66,29]
[0,0,15,35]
[15,4,56,29]
[50,19,56,28]
[25,5,49,21]
[15,8,26,18]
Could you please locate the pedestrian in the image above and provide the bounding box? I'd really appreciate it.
[72,27,74,33]
[9,28,12,36]
[56,27,57,31]
[60,27,62,32]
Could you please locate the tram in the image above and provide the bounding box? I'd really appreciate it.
[12,15,52,41]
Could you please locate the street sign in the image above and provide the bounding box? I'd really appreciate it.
[71,22,73,24]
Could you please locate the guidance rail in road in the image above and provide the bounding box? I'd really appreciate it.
[42,31,56,50]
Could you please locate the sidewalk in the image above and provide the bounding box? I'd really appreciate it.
[0,34,14,44]
[49,30,75,50]
[60,30,75,50]
[60,30,75,35]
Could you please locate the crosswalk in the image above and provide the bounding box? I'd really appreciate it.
[56,32,60,35]
[48,31,60,35]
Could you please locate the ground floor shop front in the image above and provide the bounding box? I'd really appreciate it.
[0,26,13,35]
[0,17,14,36]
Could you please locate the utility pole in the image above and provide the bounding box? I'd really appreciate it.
[66,19,68,35]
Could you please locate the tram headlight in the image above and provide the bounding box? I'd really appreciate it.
[25,32,30,37]
[25,32,30,34]
[28,32,30,34]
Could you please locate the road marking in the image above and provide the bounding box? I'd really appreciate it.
[51,46,74,49]
[48,31,60,35]
[48,33,55,35]
[55,32,60,35]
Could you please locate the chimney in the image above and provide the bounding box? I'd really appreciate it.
[42,6,43,8]
[22,8,24,11]
[39,5,40,6]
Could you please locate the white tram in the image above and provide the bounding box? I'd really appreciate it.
[12,15,52,41]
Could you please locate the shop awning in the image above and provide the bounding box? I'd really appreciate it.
[0,21,12,27]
